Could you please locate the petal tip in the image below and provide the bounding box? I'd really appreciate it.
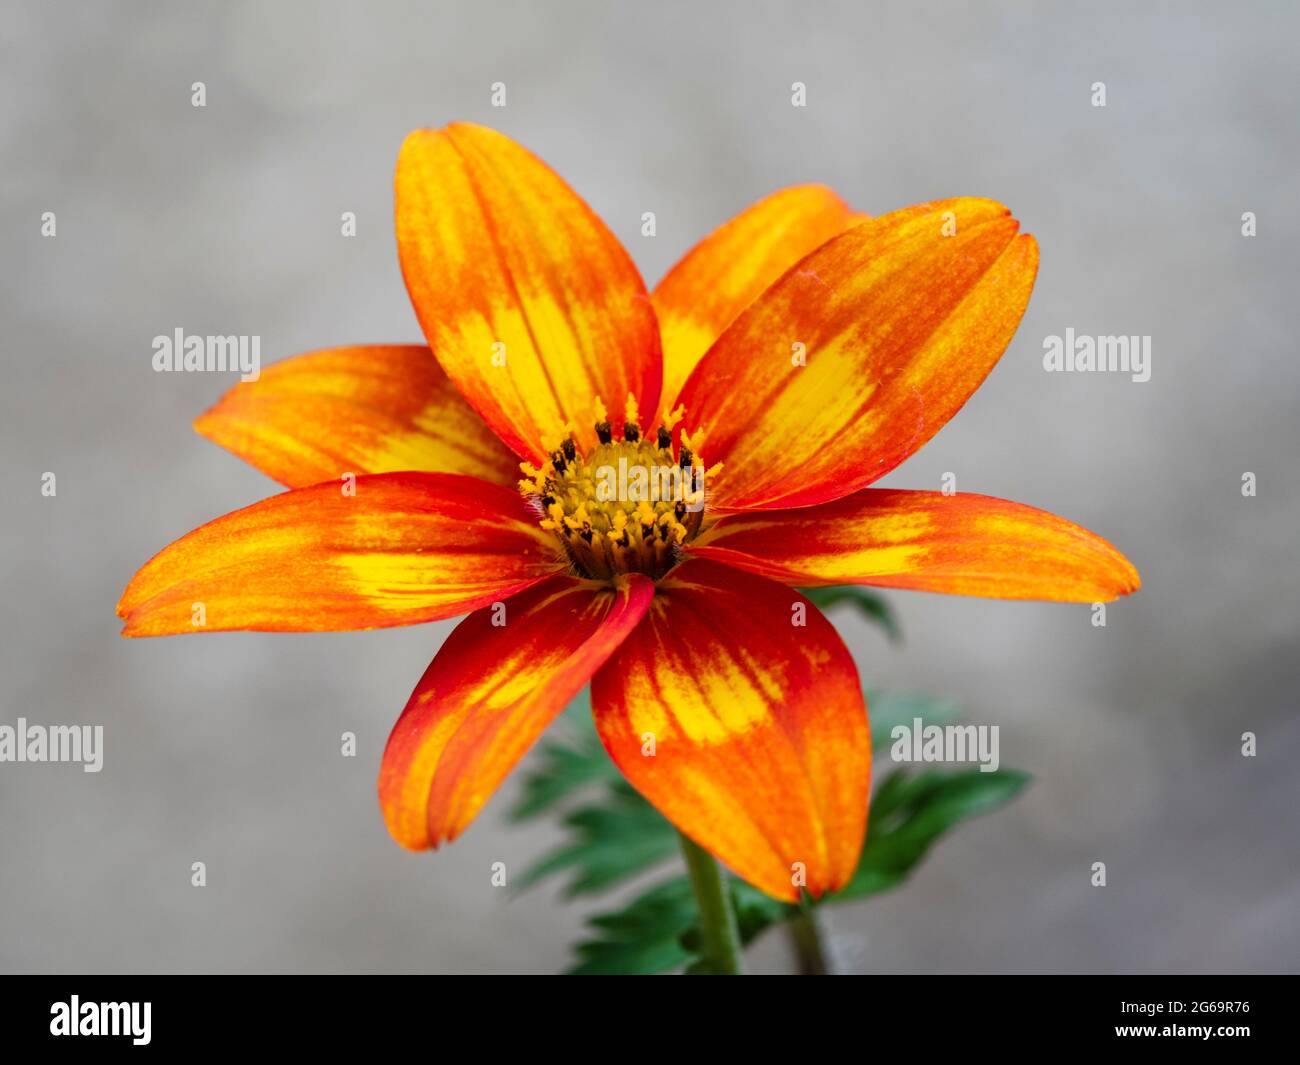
[191,406,220,441]
[1110,556,1142,599]
[1012,230,1040,269]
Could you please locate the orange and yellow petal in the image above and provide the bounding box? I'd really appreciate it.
[116,473,564,636]
[676,198,1038,511]
[591,559,870,902]
[379,573,653,850]
[396,123,661,462]
[652,185,863,413]
[193,344,520,488]
[691,488,1140,602]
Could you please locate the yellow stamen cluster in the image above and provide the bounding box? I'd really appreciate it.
[518,396,719,580]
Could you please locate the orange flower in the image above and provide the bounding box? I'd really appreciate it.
[118,123,1139,903]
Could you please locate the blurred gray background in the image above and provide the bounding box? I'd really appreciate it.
[2,0,1297,974]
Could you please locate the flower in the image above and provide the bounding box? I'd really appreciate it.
[118,123,1139,902]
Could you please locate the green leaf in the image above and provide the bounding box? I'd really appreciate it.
[570,875,795,975]
[508,689,621,822]
[512,683,1030,972]
[866,690,960,752]
[682,878,794,955]
[568,878,697,975]
[834,767,1031,901]
[563,764,1030,973]
[516,782,679,897]
[513,687,679,898]
[800,586,901,641]
[732,880,795,943]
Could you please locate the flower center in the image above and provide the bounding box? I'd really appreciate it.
[518,395,719,580]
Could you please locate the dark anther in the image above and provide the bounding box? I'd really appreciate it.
[656,425,672,449]
[595,420,613,444]
[679,446,694,470]
[674,500,686,521]
[561,437,576,463]
[580,528,594,543]
[623,421,640,442]
[658,523,670,541]
[541,494,556,507]
[550,449,567,473]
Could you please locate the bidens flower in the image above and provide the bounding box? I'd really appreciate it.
[118,123,1138,902]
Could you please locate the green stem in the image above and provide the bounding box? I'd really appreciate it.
[679,833,745,975]
[788,906,831,975]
